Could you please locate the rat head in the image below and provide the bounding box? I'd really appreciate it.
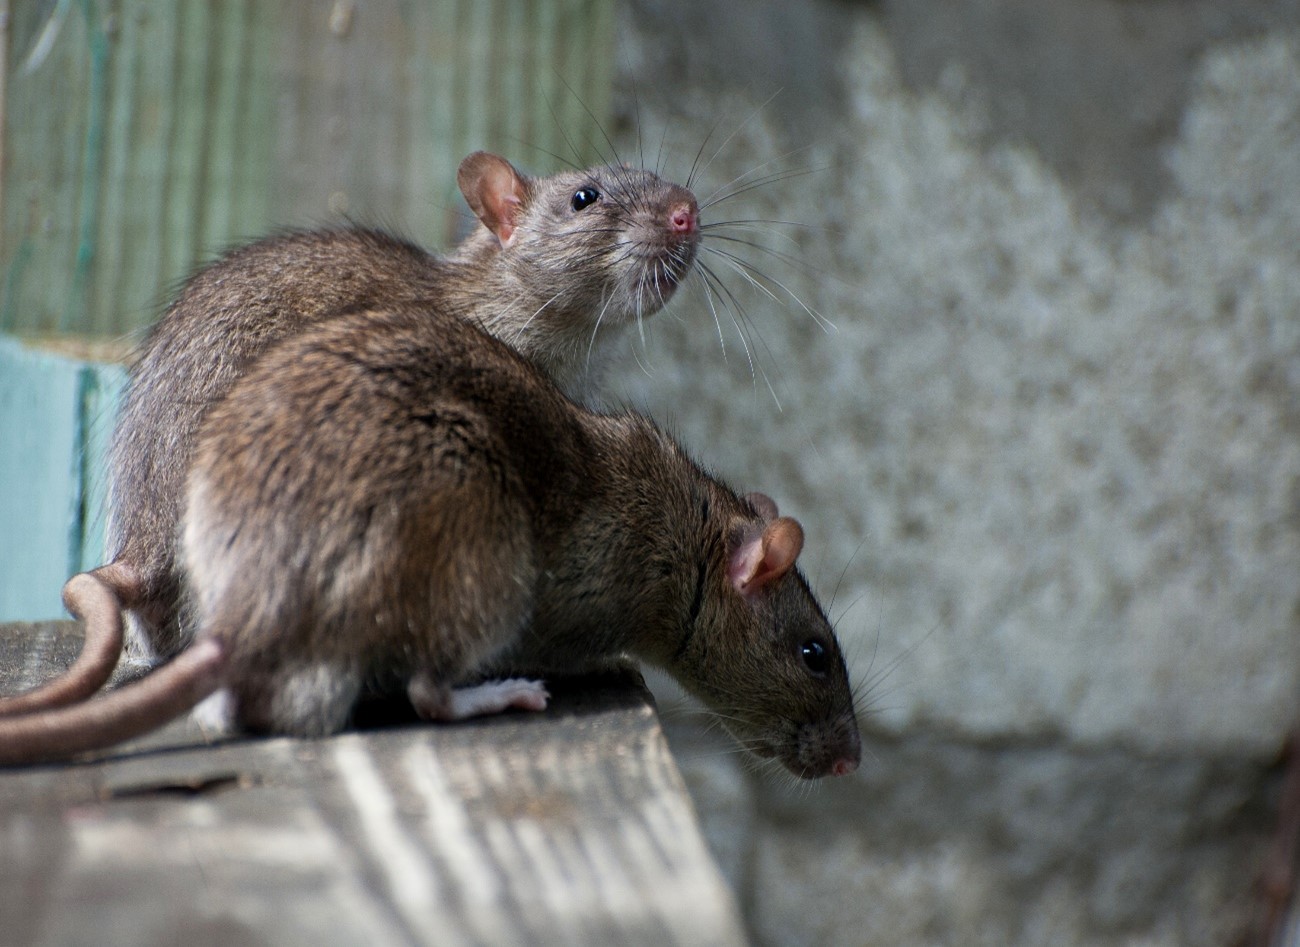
[675,491,861,780]
[457,151,700,329]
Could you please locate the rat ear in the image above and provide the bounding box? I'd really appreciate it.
[744,492,779,523]
[457,152,529,248]
[729,517,804,598]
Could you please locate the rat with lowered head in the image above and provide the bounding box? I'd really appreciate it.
[0,304,860,779]
[0,150,700,717]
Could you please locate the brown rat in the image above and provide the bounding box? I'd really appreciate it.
[0,304,860,778]
[0,150,700,713]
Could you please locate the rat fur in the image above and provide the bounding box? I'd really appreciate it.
[0,151,699,710]
[0,305,860,779]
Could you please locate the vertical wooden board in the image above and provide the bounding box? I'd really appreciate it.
[458,0,492,158]
[0,339,80,620]
[3,0,618,338]
[161,0,216,284]
[401,1,464,249]
[200,0,253,252]
[102,0,188,332]
[76,360,127,571]
[88,0,134,336]
[0,3,93,334]
[234,1,278,243]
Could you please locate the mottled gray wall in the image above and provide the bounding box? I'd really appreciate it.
[608,1,1300,943]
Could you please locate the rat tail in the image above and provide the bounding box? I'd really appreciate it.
[0,564,137,716]
[0,638,225,766]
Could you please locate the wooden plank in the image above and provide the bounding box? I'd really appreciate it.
[0,621,749,947]
[1,0,618,339]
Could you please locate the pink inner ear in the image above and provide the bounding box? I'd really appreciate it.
[458,152,528,248]
[484,186,524,247]
[731,517,805,596]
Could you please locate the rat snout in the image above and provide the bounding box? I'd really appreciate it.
[831,730,862,777]
[669,199,699,237]
[792,712,862,779]
[661,183,699,241]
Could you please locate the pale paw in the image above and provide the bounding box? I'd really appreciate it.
[415,678,550,721]
[190,687,237,738]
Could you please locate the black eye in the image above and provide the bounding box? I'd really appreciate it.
[571,187,600,211]
[800,639,830,676]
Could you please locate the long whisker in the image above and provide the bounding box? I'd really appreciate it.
[551,71,623,168]
[701,244,837,334]
[698,263,759,389]
[509,291,566,347]
[585,293,619,370]
[700,157,826,210]
[692,88,785,190]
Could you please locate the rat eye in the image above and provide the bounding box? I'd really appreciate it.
[800,639,830,676]
[571,187,600,211]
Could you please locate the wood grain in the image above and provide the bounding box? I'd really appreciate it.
[0,621,749,946]
[1,0,616,338]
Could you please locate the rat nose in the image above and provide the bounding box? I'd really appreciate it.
[669,200,698,236]
[831,756,859,777]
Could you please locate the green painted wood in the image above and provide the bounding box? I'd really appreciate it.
[0,0,617,618]
[1,0,618,338]
[0,338,125,621]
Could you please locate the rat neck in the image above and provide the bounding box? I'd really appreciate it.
[444,229,627,403]
[519,413,729,672]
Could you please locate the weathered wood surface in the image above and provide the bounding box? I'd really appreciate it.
[1,0,616,338]
[0,621,748,947]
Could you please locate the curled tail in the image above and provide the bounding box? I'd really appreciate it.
[0,638,225,766]
[0,563,138,716]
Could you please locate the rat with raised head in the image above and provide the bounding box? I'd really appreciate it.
[0,305,860,778]
[0,151,700,716]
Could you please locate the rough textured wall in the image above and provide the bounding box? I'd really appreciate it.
[609,1,1300,943]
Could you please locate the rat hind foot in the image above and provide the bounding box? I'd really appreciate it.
[408,674,549,721]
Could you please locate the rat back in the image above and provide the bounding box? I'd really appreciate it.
[111,228,453,662]
[181,304,592,734]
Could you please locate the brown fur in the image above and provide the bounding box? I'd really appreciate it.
[0,307,859,777]
[109,153,697,668]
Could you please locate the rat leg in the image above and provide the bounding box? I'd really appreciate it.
[232,663,362,737]
[408,672,549,721]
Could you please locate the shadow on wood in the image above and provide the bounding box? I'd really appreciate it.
[0,620,749,947]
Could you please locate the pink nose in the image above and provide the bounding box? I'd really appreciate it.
[670,203,698,235]
[831,756,858,777]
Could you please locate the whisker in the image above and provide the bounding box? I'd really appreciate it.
[827,539,868,616]
[707,154,826,209]
[701,244,836,334]
[584,293,619,370]
[691,88,786,191]
[696,257,791,408]
[509,291,566,347]
[698,263,760,392]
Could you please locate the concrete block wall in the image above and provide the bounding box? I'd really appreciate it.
[608,1,1300,943]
